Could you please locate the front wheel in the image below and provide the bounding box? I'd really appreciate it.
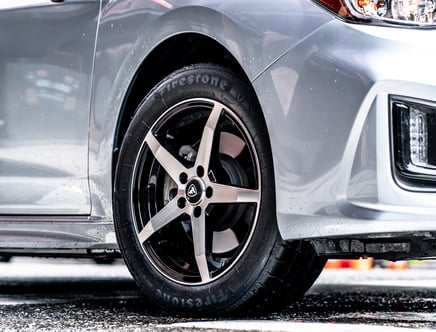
[114,64,325,315]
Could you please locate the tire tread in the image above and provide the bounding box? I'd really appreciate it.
[229,238,326,314]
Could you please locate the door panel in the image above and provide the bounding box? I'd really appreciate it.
[0,1,100,214]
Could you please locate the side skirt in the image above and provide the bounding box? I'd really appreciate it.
[0,216,118,257]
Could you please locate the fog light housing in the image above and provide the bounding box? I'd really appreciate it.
[392,97,436,187]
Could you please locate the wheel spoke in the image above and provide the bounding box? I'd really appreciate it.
[210,183,260,204]
[195,102,223,171]
[145,131,186,184]
[191,213,211,283]
[138,198,182,243]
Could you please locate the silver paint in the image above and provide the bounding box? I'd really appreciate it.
[0,0,100,214]
[0,0,436,253]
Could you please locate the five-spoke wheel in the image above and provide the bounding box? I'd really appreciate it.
[134,98,261,285]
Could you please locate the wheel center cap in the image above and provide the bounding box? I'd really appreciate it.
[185,178,205,205]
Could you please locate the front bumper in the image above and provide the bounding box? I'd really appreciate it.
[253,19,436,253]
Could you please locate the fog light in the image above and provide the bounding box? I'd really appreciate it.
[392,97,436,185]
[409,106,428,166]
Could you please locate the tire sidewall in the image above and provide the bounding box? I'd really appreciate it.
[114,64,278,314]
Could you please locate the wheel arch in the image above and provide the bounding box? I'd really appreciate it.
[112,33,270,180]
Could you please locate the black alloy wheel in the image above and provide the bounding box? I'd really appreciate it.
[114,64,326,315]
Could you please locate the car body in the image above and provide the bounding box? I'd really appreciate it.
[1,0,435,314]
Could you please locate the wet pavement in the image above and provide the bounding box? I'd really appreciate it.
[0,258,434,331]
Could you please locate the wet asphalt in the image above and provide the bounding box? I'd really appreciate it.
[0,258,434,331]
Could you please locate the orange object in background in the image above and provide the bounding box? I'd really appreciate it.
[325,258,374,269]
[349,257,374,270]
[324,259,343,269]
[387,261,408,270]
[325,258,415,270]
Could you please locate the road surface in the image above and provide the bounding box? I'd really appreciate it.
[0,258,434,331]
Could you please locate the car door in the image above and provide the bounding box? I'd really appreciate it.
[0,0,100,214]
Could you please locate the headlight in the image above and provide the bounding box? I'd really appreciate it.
[316,0,436,27]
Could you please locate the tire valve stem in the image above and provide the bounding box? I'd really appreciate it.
[208,170,216,182]
[179,145,197,162]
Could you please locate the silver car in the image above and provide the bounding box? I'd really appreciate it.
[1,0,435,314]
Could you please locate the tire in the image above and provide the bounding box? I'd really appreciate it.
[114,64,326,315]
